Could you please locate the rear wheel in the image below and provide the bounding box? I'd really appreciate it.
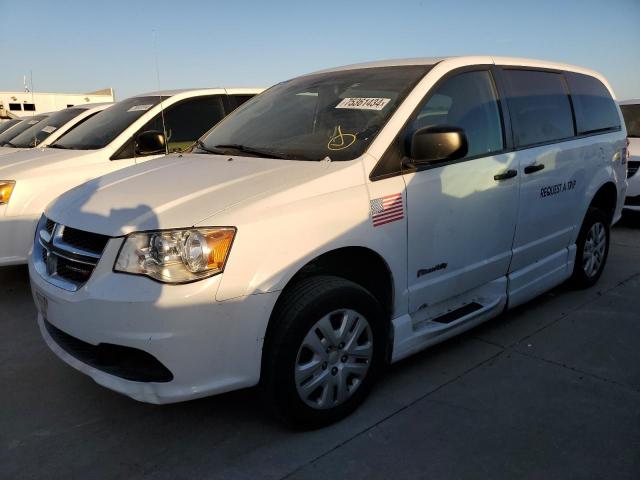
[572,207,610,288]
[262,276,387,429]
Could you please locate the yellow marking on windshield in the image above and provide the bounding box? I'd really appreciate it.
[327,126,357,151]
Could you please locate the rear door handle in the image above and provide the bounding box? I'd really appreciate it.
[493,169,518,181]
[524,164,545,174]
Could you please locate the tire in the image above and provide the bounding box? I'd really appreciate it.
[262,275,388,429]
[571,207,610,288]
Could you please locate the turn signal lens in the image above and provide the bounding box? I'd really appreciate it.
[0,181,15,205]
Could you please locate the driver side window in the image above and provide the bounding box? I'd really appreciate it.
[114,95,227,159]
[410,70,504,159]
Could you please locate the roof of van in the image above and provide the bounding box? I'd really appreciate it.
[132,87,264,97]
[74,102,113,110]
[313,56,604,77]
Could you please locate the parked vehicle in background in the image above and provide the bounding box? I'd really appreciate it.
[29,57,626,427]
[0,115,49,146]
[0,103,112,156]
[0,87,262,265]
[620,99,640,211]
[0,119,23,136]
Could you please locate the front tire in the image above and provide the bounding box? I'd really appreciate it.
[262,276,387,429]
[572,207,610,288]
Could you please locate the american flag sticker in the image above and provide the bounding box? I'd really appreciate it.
[370,193,404,227]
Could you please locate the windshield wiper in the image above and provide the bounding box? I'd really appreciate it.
[211,144,286,159]
[3,142,17,148]
[48,144,71,150]
[193,139,221,154]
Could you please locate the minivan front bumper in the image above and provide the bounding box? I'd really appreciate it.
[29,238,278,404]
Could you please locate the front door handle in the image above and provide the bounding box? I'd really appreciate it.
[494,169,518,181]
[524,164,545,174]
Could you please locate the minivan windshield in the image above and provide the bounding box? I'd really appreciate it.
[0,119,22,136]
[0,116,47,146]
[9,108,85,148]
[621,104,640,138]
[52,96,164,150]
[197,65,431,161]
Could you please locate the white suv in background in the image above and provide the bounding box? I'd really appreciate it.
[0,87,262,265]
[620,99,640,210]
[0,103,112,156]
[30,57,627,427]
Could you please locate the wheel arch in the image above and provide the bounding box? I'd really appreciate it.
[261,246,395,372]
[588,181,617,225]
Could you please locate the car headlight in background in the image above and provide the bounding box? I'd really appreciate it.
[114,227,236,283]
[0,181,15,205]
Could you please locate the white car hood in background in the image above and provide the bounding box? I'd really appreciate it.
[0,147,93,177]
[46,153,327,236]
[0,146,26,156]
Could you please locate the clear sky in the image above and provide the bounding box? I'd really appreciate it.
[1,0,638,100]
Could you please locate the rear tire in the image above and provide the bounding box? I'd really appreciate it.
[571,207,610,288]
[262,275,387,429]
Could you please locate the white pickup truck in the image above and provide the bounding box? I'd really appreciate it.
[30,57,627,427]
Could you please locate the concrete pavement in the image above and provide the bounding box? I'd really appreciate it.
[1,217,639,479]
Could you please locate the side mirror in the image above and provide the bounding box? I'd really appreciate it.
[407,126,468,165]
[135,130,166,156]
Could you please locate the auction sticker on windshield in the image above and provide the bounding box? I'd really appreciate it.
[41,126,57,133]
[336,97,391,110]
[127,104,154,112]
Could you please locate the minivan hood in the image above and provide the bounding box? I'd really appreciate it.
[46,153,328,236]
[0,147,92,177]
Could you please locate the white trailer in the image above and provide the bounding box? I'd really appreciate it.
[0,88,114,120]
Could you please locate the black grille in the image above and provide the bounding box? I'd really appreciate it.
[628,161,640,179]
[45,319,173,383]
[56,256,94,284]
[45,218,55,235]
[62,226,110,255]
[35,217,110,291]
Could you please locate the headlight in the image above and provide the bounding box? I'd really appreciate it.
[0,181,15,205]
[114,227,236,283]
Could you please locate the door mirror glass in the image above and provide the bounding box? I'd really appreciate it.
[407,125,468,165]
[135,130,166,156]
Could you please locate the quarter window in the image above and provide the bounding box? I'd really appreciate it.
[409,70,504,159]
[503,69,575,148]
[565,72,620,135]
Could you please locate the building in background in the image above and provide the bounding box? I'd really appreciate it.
[0,88,115,120]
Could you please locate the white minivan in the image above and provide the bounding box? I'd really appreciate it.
[0,103,112,156]
[30,57,627,427]
[0,88,262,265]
[619,99,640,210]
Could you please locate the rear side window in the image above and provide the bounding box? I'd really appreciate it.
[503,69,574,148]
[408,70,504,158]
[566,72,620,135]
[232,95,254,108]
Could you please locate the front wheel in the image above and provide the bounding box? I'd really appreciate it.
[262,276,388,429]
[572,207,610,288]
